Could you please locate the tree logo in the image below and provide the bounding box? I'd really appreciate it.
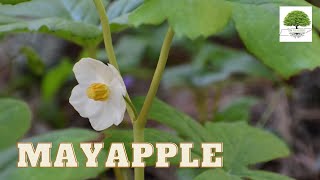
[284,10,311,30]
[280,7,312,42]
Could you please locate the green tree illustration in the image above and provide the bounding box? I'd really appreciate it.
[284,10,311,29]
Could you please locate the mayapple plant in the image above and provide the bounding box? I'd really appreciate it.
[1,0,320,180]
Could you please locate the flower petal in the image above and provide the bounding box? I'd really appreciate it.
[109,87,126,125]
[73,58,113,85]
[69,85,103,117]
[88,104,116,131]
[114,98,126,126]
[108,64,127,96]
[73,58,126,95]
[88,97,126,131]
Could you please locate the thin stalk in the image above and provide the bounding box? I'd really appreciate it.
[93,0,118,69]
[212,85,222,120]
[113,168,125,180]
[93,1,175,180]
[87,45,97,59]
[133,27,175,180]
[124,96,138,118]
[93,0,136,121]
[194,88,209,124]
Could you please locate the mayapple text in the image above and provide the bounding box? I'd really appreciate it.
[17,142,223,168]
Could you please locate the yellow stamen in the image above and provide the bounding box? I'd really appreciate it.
[86,83,110,101]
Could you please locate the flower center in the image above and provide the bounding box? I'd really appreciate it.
[86,83,110,101]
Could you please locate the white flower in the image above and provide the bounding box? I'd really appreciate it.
[69,58,127,131]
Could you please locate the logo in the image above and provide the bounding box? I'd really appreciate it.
[280,6,312,42]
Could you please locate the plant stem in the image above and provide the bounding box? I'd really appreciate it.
[93,0,118,69]
[93,1,175,179]
[135,27,174,127]
[93,0,136,121]
[194,88,209,124]
[87,45,97,59]
[124,96,138,118]
[133,27,174,180]
[113,168,125,180]
[212,85,223,120]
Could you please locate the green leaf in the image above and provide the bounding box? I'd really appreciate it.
[104,128,200,166]
[205,122,290,170]
[0,0,30,5]
[231,0,320,78]
[0,0,104,46]
[194,169,294,180]
[132,97,209,143]
[0,0,141,46]
[0,98,31,150]
[41,59,73,101]
[239,169,294,180]
[313,7,320,31]
[130,0,320,77]
[116,36,147,69]
[129,0,232,39]
[213,97,258,122]
[194,169,241,180]
[0,18,102,46]
[107,0,143,31]
[193,122,293,180]
[132,97,291,179]
[177,169,202,180]
[0,129,106,180]
[0,14,21,24]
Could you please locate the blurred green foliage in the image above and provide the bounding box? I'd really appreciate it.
[134,97,291,180]
[20,46,45,76]
[0,98,31,150]
[163,44,274,88]
[213,97,258,122]
[41,59,72,101]
[1,0,319,179]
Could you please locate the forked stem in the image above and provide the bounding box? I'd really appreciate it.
[133,27,174,180]
[93,0,118,69]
